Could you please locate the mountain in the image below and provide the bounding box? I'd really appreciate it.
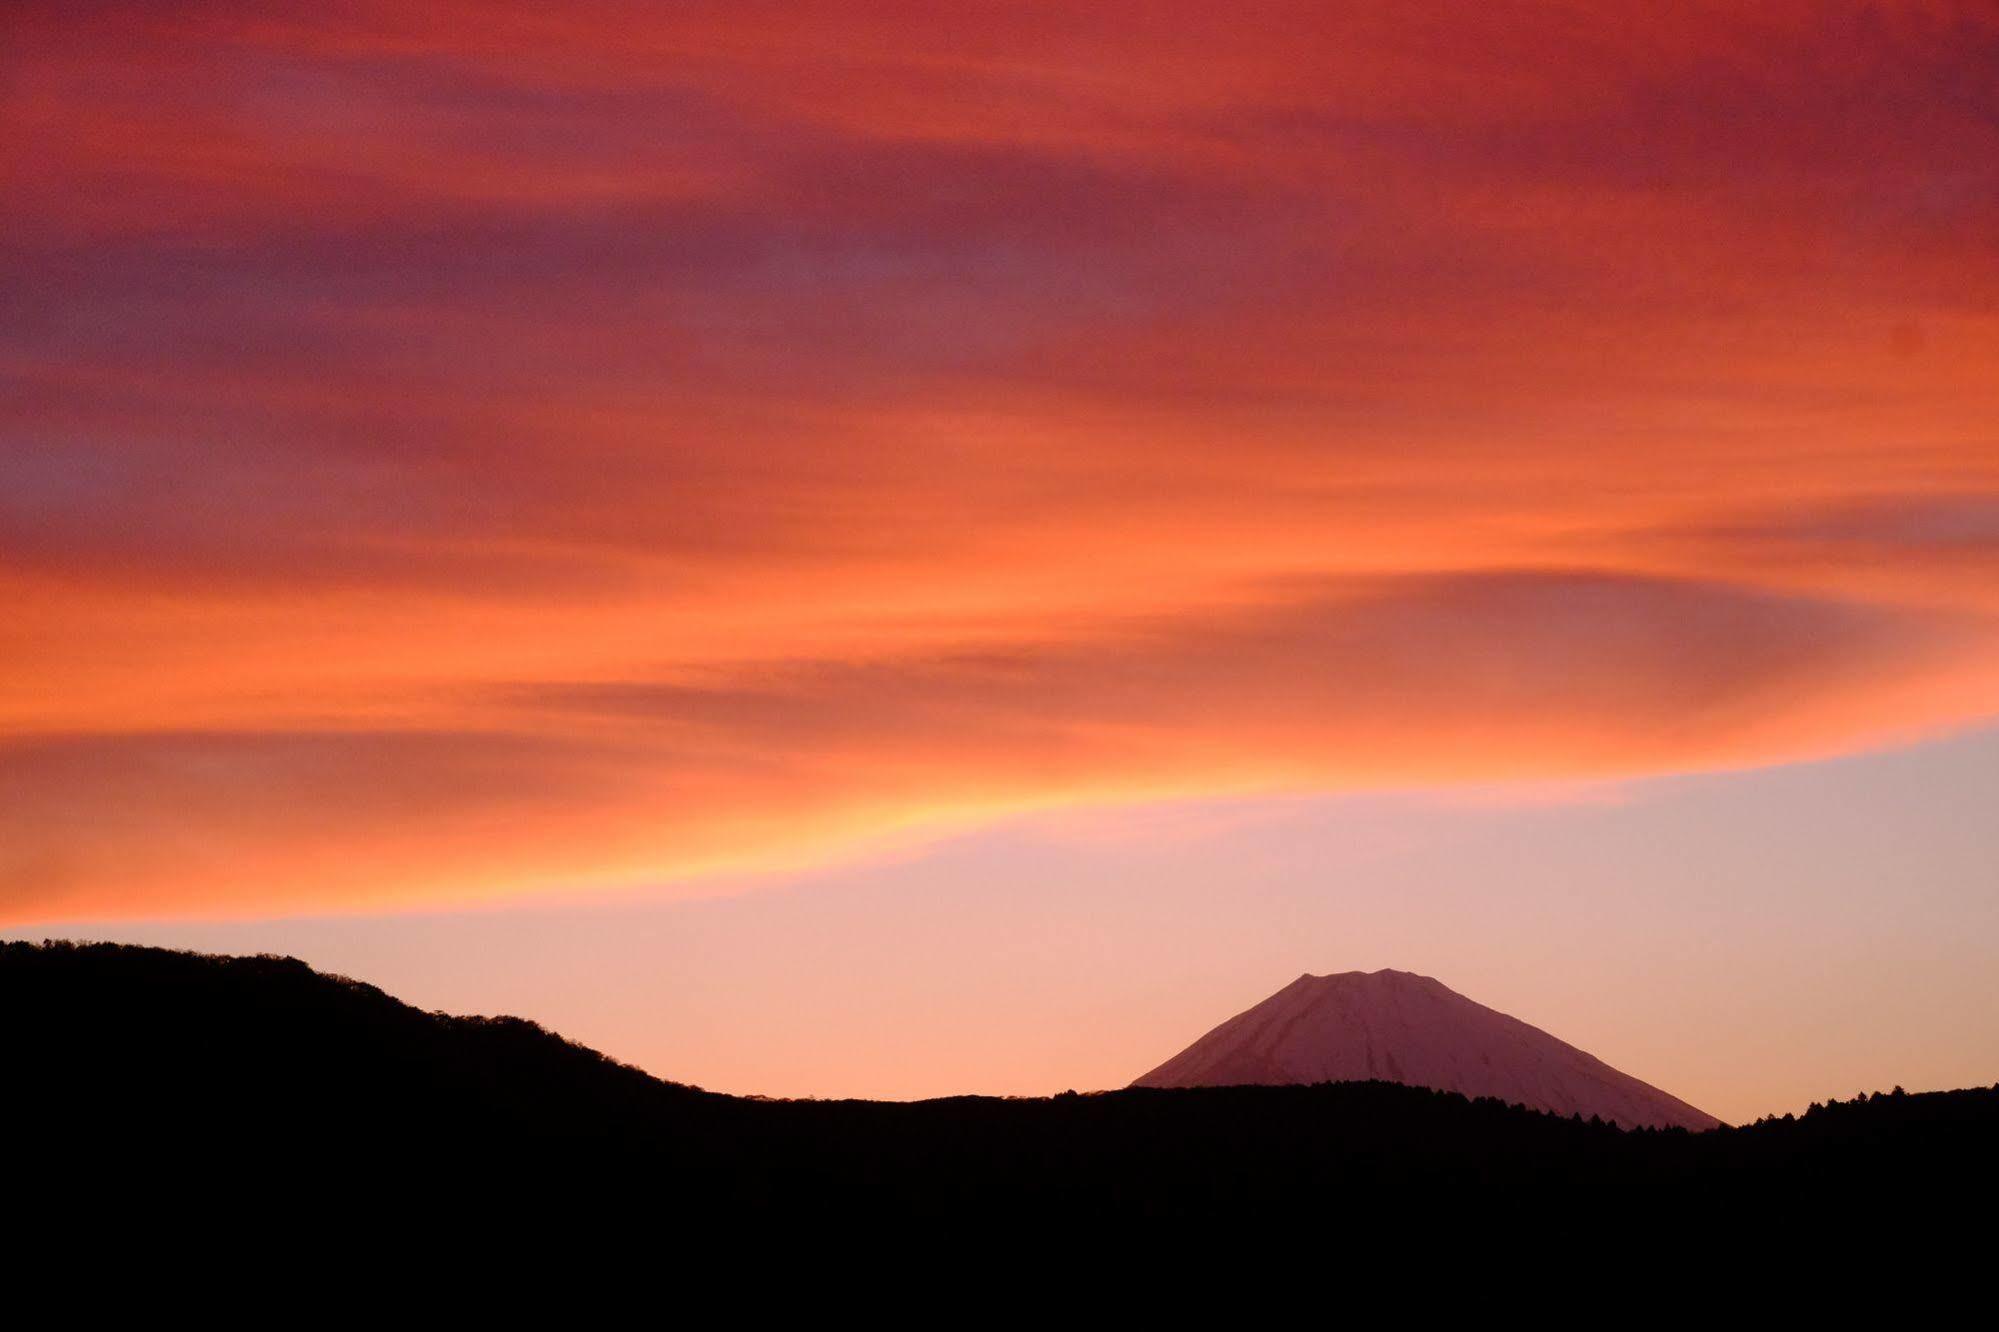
[13,941,1997,1228]
[3,938,726,1160]
[1132,968,1722,1130]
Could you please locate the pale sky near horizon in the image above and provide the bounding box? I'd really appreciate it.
[6,4,1998,1121]
[15,721,1996,1126]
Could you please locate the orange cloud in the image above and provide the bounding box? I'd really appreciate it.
[3,3,1997,920]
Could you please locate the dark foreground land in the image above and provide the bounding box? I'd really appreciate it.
[8,941,1997,1224]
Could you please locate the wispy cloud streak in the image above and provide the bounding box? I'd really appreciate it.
[4,2,1997,918]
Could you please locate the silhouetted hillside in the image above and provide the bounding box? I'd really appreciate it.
[8,939,719,1141]
[9,941,1997,1221]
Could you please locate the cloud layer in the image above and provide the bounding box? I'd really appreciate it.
[5,2,1998,919]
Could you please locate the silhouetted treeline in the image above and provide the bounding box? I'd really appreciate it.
[8,941,1996,1224]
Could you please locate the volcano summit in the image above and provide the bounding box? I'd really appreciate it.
[1134,969,1721,1130]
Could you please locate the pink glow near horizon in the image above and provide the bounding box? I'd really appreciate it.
[13,729,1997,1126]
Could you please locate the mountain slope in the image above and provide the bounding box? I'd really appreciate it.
[3,939,723,1158]
[1133,969,1721,1130]
[15,940,1998,1226]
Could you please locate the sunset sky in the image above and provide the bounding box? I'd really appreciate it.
[5,2,1997,1122]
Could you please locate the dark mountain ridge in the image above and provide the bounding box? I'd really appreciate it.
[9,941,1996,1220]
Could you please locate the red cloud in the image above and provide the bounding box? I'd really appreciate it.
[4,3,1997,919]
